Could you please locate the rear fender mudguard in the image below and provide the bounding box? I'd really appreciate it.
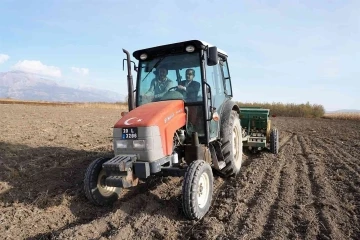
[211,100,240,161]
[218,99,240,135]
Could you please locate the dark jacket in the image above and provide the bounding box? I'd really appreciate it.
[179,80,200,101]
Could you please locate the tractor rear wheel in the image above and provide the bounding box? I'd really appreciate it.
[84,157,121,206]
[182,160,214,220]
[218,110,243,177]
[270,128,279,154]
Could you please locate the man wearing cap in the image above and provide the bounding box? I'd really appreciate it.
[143,67,175,101]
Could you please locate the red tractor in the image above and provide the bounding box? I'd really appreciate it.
[84,40,244,220]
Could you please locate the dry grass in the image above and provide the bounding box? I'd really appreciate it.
[323,112,360,121]
[6,98,358,120]
[0,98,128,110]
[71,102,127,110]
[0,98,71,106]
[236,101,325,118]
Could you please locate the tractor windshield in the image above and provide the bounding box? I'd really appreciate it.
[136,52,203,106]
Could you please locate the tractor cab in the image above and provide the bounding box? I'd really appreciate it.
[129,40,234,144]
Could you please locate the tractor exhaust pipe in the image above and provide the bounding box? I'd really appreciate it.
[123,49,135,111]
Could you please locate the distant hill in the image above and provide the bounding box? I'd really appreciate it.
[326,109,360,113]
[0,71,125,102]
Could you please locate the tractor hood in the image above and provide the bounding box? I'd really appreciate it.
[114,100,186,128]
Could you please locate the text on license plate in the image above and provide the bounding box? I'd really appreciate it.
[122,127,138,139]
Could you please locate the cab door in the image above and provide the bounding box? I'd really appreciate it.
[220,58,233,97]
[205,57,227,140]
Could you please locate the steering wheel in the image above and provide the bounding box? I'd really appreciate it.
[167,86,179,92]
[160,86,185,100]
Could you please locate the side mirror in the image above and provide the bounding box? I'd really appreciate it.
[122,59,138,72]
[130,61,138,72]
[207,46,218,66]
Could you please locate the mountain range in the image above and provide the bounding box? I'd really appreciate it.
[0,71,125,102]
[1,71,358,113]
[326,109,360,113]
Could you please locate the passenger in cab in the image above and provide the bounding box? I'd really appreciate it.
[177,68,200,102]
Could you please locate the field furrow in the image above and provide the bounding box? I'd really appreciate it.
[310,138,360,239]
[258,137,297,239]
[278,131,295,152]
[312,138,360,190]
[288,135,320,240]
[321,137,360,157]
[232,154,287,238]
[298,135,352,240]
[320,138,360,177]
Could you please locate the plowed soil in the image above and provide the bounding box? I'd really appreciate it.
[1,104,359,240]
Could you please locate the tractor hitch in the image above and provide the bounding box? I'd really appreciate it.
[105,172,139,188]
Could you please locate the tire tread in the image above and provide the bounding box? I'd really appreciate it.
[182,160,213,220]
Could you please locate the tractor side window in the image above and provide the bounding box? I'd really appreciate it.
[205,62,226,139]
[221,60,232,96]
[205,63,226,108]
[222,60,230,78]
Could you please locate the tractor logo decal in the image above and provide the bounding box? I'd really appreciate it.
[124,117,142,125]
[176,109,183,114]
[164,108,184,124]
[164,113,175,124]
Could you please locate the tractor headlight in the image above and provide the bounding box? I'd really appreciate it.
[116,140,128,148]
[140,53,148,60]
[185,45,195,52]
[133,140,146,149]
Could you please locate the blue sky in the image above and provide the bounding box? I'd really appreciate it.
[0,0,359,111]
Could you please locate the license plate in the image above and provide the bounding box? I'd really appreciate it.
[122,127,138,139]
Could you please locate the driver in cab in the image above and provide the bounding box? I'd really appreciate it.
[143,67,175,102]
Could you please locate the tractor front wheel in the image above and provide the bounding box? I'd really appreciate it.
[182,160,214,220]
[84,157,121,206]
[270,128,279,154]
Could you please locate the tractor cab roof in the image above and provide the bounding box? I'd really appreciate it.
[133,40,228,60]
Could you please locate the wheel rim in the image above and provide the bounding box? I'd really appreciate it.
[97,169,117,197]
[233,124,241,169]
[198,171,210,209]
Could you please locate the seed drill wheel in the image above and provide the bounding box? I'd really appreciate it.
[217,110,243,177]
[266,120,271,142]
[182,160,214,220]
[84,157,121,206]
[270,128,279,154]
